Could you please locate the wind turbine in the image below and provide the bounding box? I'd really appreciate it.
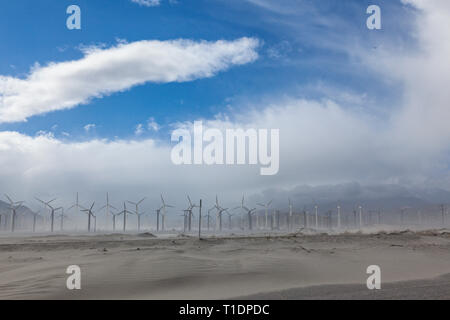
[288,198,293,231]
[440,204,446,226]
[31,210,41,232]
[314,204,319,229]
[116,202,133,232]
[180,209,189,232]
[257,200,272,230]
[234,195,256,231]
[186,196,198,232]
[57,208,69,231]
[160,195,174,232]
[337,203,341,229]
[302,207,308,228]
[80,202,96,232]
[4,194,24,232]
[98,192,117,230]
[155,206,162,232]
[210,195,228,232]
[67,192,82,217]
[358,205,363,228]
[207,207,214,231]
[127,197,146,231]
[35,197,61,232]
[226,211,235,230]
[111,209,123,231]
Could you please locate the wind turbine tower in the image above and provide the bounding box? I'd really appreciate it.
[127,197,146,231]
[160,195,174,232]
[257,200,272,230]
[4,194,24,233]
[36,197,61,233]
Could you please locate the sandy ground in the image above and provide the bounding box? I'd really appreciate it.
[0,229,449,299]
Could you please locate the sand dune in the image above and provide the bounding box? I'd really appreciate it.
[0,230,449,299]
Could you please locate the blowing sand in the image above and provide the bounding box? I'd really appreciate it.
[0,230,449,299]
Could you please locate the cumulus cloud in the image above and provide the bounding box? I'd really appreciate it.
[0,37,259,123]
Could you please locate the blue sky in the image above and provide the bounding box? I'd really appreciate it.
[1,0,449,209]
[0,0,410,139]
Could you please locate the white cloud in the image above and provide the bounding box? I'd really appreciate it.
[131,0,161,7]
[0,37,259,123]
[135,123,144,136]
[147,117,160,131]
[84,124,96,132]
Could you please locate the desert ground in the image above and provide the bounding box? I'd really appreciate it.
[0,229,449,300]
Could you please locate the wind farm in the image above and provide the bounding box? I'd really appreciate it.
[0,190,450,300]
[1,0,450,303]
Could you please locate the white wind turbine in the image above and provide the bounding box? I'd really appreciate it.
[31,210,41,232]
[111,209,123,231]
[127,197,146,231]
[337,203,341,229]
[67,192,82,217]
[234,195,256,231]
[4,194,24,233]
[206,207,214,231]
[180,209,189,232]
[98,192,117,230]
[185,196,198,232]
[116,202,133,232]
[358,205,363,228]
[226,211,235,230]
[160,195,174,232]
[257,199,272,230]
[314,204,319,229]
[155,206,163,232]
[80,202,96,232]
[35,197,61,233]
[57,208,69,231]
[288,198,294,231]
[210,195,228,232]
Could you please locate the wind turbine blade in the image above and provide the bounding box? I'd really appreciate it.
[35,197,45,204]
[90,202,95,210]
[138,198,146,205]
[4,194,13,204]
[268,200,273,206]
